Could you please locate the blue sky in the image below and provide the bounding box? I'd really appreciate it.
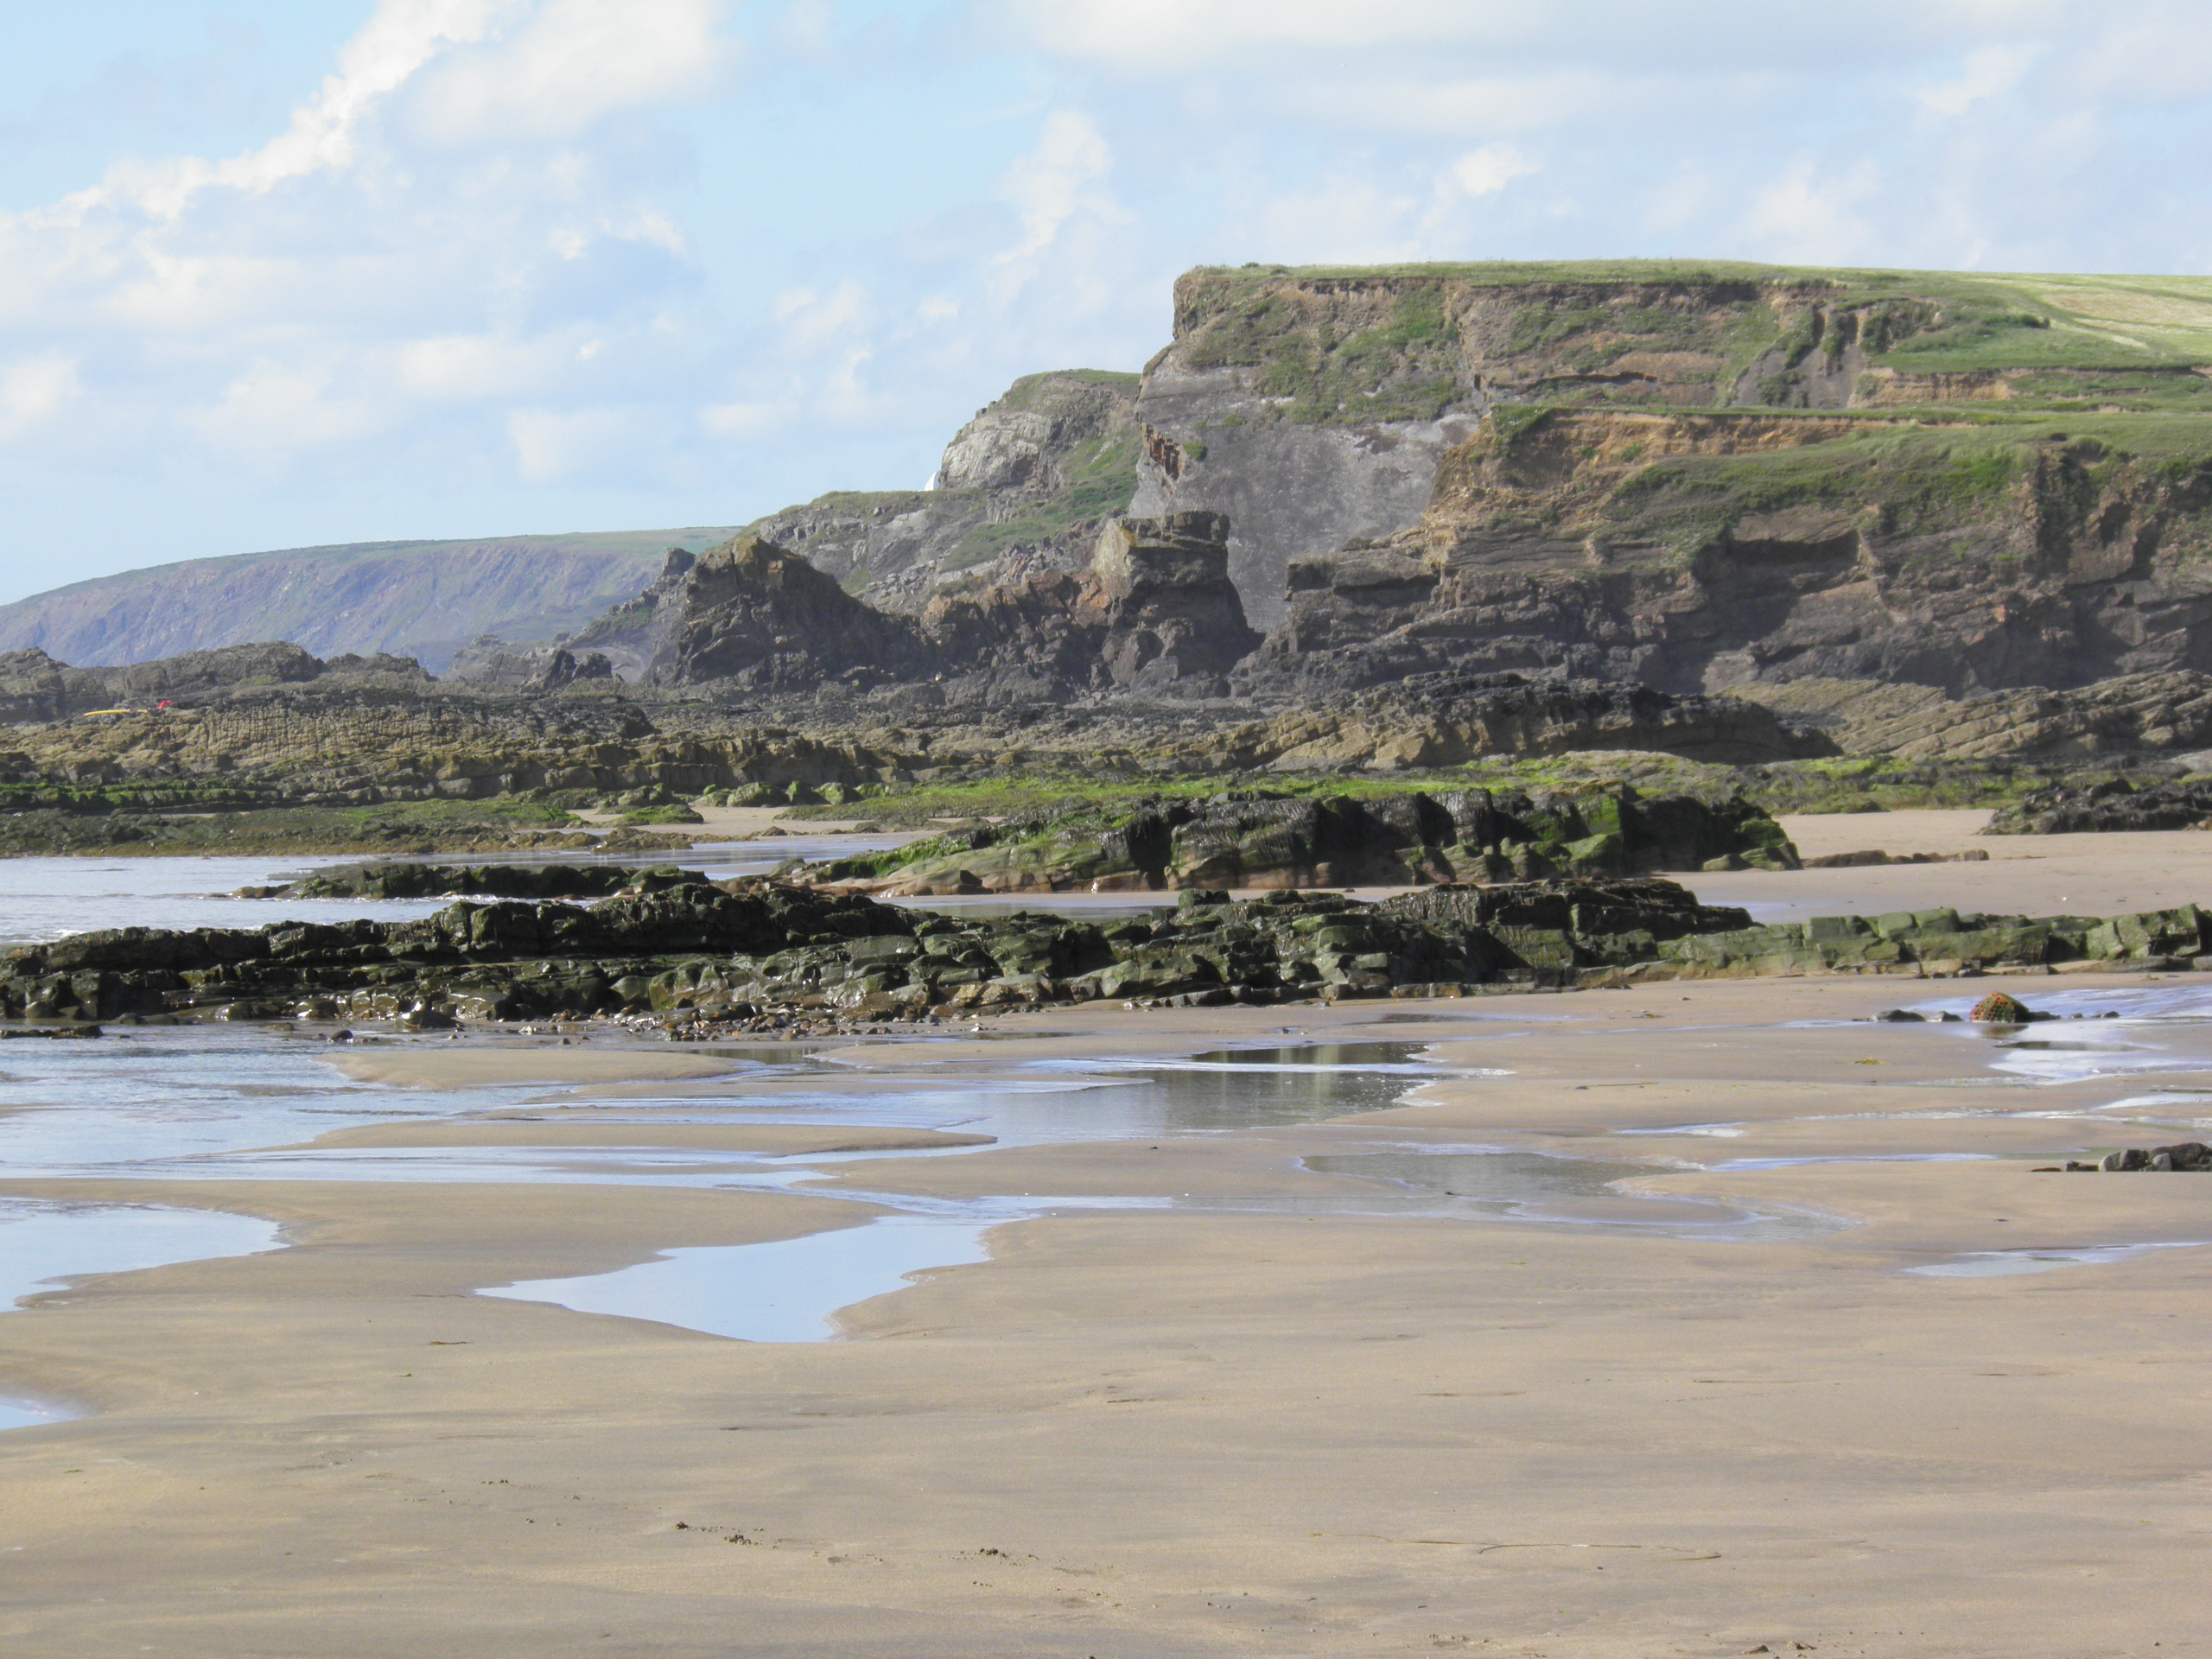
[3,0,2210,603]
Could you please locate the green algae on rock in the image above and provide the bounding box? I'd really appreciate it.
[801,784,1799,896]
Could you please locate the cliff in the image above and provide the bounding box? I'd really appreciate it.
[1239,407,2212,695]
[1133,261,2212,632]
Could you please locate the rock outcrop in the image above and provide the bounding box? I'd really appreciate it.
[446,639,616,690]
[257,861,700,902]
[10,874,2204,1027]
[637,513,1259,698]
[1246,671,1819,769]
[1986,776,2212,835]
[643,536,928,690]
[915,512,1260,699]
[803,784,1799,895]
[1733,671,2212,761]
[0,643,429,723]
[2096,1143,2212,1171]
[664,371,1142,624]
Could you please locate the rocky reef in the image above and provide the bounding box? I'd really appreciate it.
[802,785,1800,895]
[13,874,2209,1030]
[250,861,700,902]
[445,640,616,690]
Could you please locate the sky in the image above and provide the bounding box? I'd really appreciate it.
[3,0,2212,603]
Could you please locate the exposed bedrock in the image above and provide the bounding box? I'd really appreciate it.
[1732,671,2212,762]
[1234,408,2212,698]
[16,874,2209,1027]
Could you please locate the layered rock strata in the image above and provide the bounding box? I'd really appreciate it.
[1235,409,2212,696]
[1727,673,2212,761]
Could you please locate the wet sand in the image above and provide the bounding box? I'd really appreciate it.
[7,841,2212,1653]
[1700,807,2212,918]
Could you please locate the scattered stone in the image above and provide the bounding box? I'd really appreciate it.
[1968,992,2036,1023]
[1802,849,1991,868]
[1875,1008,1927,1022]
[2101,1142,2212,1171]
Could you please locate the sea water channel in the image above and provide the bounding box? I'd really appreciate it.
[8,846,2212,1422]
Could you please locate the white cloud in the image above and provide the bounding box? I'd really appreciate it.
[396,333,574,398]
[992,110,1116,272]
[89,0,521,220]
[507,404,640,481]
[1738,160,1885,264]
[1448,144,1539,198]
[772,280,871,351]
[0,357,80,443]
[1920,43,2039,117]
[700,400,788,440]
[409,0,736,144]
[0,0,738,499]
[1007,0,2037,72]
[195,360,392,454]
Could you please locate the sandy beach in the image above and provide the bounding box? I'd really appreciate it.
[5,829,2212,1656]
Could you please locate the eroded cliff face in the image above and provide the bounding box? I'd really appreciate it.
[1130,264,2212,632]
[1243,408,2212,696]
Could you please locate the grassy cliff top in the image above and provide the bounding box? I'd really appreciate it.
[1179,260,2212,376]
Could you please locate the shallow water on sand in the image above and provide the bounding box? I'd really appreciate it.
[1905,1242,2210,1277]
[0,835,917,946]
[19,859,2212,1358]
[0,1197,283,1427]
[0,855,450,944]
[0,1198,283,1311]
[484,1214,1006,1342]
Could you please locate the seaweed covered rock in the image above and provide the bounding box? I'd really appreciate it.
[1987,776,2212,835]
[808,785,1798,896]
[257,862,702,902]
[7,872,2210,1025]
